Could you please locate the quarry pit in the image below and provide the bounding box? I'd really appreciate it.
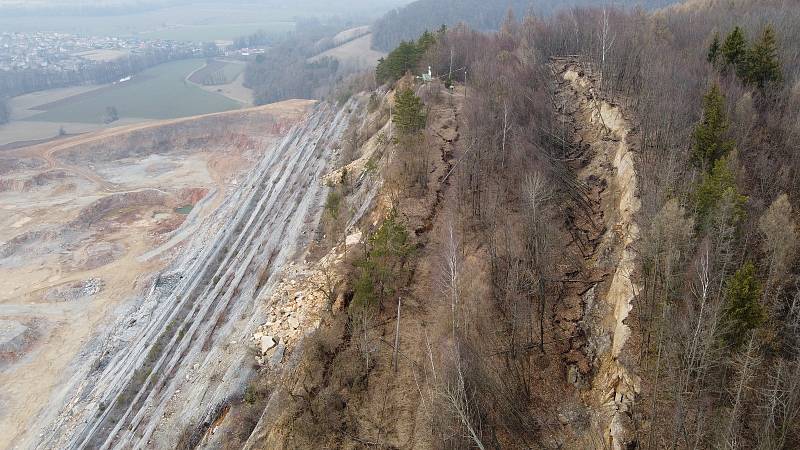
[0,100,314,448]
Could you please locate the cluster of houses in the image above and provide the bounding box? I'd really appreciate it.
[233,47,266,58]
[0,31,201,73]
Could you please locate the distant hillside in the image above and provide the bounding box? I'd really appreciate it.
[371,0,679,51]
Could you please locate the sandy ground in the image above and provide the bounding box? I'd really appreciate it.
[0,100,313,448]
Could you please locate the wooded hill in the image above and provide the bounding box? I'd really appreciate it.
[371,0,682,51]
[237,0,800,448]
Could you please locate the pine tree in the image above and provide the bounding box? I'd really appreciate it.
[693,154,747,229]
[707,32,721,64]
[745,25,782,90]
[376,30,440,84]
[692,84,734,171]
[722,262,765,349]
[417,30,437,53]
[393,88,427,134]
[722,26,748,77]
[352,210,413,308]
[376,40,422,84]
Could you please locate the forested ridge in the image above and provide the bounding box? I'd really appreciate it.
[242,20,357,105]
[371,0,681,51]
[237,0,800,448]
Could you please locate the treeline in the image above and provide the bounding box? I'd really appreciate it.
[370,0,681,51]
[233,30,277,50]
[246,54,340,105]
[371,0,532,51]
[242,19,357,105]
[0,47,195,99]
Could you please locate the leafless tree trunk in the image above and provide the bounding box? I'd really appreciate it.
[524,172,552,352]
[439,223,462,336]
[723,334,761,448]
[599,7,615,91]
[442,347,486,450]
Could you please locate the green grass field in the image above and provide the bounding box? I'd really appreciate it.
[28,59,243,123]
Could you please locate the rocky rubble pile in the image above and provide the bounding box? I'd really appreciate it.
[251,236,359,367]
[45,277,105,302]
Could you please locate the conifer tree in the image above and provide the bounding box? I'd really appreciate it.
[708,32,721,64]
[393,88,427,134]
[376,41,421,84]
[376,30,439,84]
[693,154,747,229]
[692,84,734,171]
[352,210,413,308]
[746,25,782,90]
[722,26,748,77]
[417,30,437,53]
[721,262,765,349]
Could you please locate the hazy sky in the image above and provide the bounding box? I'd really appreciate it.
[0,0,414,15]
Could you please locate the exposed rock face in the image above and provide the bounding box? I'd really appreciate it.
[34,100,360,449]
[553,58,642,450]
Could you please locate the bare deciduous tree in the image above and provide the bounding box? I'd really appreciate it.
[759,194,798,299]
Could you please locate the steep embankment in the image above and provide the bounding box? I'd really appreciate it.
[553,58,641,449]
[31,100,359,450]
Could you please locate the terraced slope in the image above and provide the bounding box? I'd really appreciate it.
[33,100,360,449]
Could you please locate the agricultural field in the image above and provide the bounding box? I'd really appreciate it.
[27,59,243,124]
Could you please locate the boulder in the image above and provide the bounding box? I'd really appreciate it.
[345,231,363,247]
[259,335,276,354]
